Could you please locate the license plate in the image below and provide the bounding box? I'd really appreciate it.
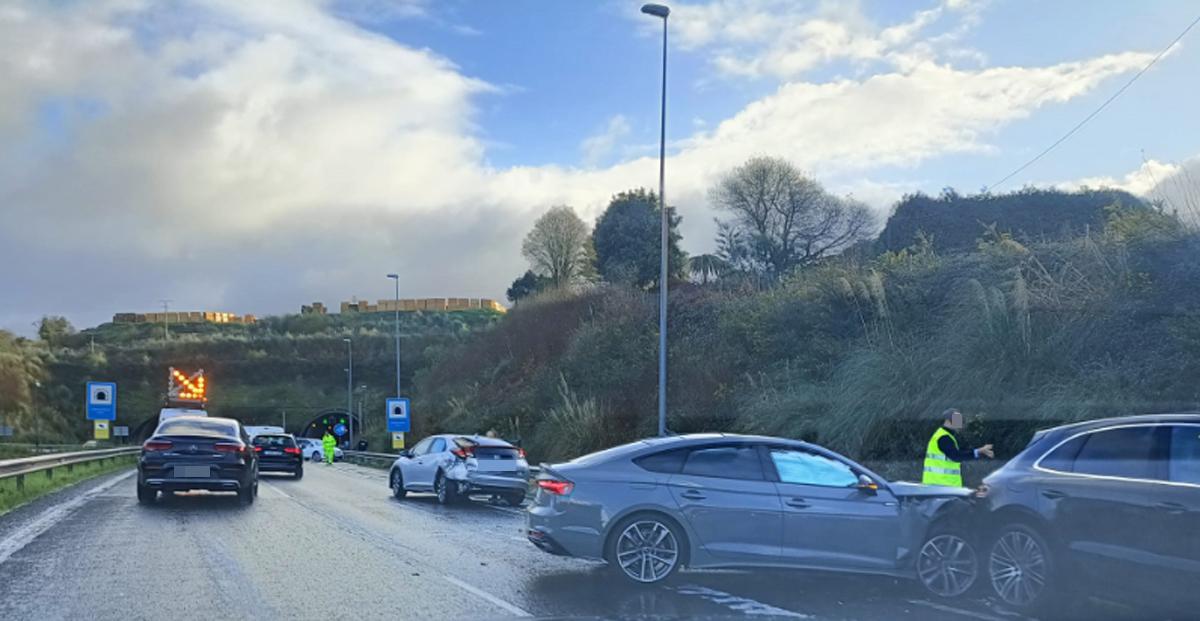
[175,465,210,478]
[264,450,283,456]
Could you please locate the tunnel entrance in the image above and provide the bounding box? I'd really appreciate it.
[298,409,361,447]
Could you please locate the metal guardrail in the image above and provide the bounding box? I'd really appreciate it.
[0,447,139,490]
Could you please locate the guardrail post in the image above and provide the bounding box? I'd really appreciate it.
[15,474,24,491]
[46,467,53,481]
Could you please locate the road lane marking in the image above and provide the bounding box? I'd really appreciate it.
[442,575,532,618]
[0,470,135,566]
[674,584,811,618]
[264,483,293,499]
[907,599,1006,621]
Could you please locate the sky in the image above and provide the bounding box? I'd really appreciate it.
[3,0,1200,335]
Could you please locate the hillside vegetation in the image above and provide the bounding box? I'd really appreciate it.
[414,198,1199,475]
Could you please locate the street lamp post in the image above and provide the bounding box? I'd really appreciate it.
[343,337,353,449]
[642,3,670,437]
[386,274,401,398]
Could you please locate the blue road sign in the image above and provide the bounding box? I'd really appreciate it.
[386,397,410,432]
[333,423,347,437]
[86,382,117,421]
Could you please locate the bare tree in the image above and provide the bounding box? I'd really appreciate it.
[710,156,875,278]
[521,206,593,288]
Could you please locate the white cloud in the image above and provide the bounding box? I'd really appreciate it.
[1057,159,1182,196]
[0,0,1160,332]
[580,115,632,167]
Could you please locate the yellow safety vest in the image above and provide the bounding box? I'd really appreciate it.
[923,427,963,487]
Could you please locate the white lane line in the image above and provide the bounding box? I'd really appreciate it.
[907,599,1006,621]
[264,483,292,499]
[485,504,524,516]
[442,575,532,618]
[0,470,135,566]
[674,584,811,618]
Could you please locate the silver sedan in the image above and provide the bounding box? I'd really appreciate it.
[527,433,979,599]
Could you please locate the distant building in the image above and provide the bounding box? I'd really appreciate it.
[319,297,505,315]
[300,302,328,315]
[112,311,256,325]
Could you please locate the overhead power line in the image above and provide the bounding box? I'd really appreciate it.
[986,13,1200,193]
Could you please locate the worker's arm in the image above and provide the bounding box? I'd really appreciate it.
[937,434,979,462]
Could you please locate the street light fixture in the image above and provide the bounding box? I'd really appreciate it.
[386,273,401,399]
[343,337,353,449]
[642,3,670,437]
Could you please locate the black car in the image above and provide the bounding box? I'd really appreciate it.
[252,433,303,479]
[138,415,259,505]
[979,413,1200,614]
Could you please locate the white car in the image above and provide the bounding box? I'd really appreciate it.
[297,437,344,462]
[388,435,529,505]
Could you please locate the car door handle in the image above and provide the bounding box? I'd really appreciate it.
[1156,502,1187,514]
[1041,489,1067,500]
[679,490,706,500]
[785,497,811,509]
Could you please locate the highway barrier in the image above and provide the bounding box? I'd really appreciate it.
[0,447,140,492]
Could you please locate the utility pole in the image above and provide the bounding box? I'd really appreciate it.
[641,3,671,437]
[159,299,173,340]
[343,338,353,449]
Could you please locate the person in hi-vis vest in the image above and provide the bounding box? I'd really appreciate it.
[923,408,994,487]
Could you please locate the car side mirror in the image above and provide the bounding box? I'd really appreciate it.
[856,474,879,494]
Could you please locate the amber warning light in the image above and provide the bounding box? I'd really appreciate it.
[169,367,207,402]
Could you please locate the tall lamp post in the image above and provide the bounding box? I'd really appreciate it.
[642,3,670,437]
[386,273,401,398]
[343,337,353,449]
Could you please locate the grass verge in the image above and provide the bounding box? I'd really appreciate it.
[0,455,136,515]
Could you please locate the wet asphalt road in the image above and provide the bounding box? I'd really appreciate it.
[0,462,1146,621]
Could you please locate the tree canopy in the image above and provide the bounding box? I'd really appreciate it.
[592,188,686,288]
[521,206,594,288]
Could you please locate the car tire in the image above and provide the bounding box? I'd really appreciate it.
[503,491,525,507]
[294,466,303,480]
[136,482,156,505]
[917,525,979,598]
[311,452,321,462]
[606,513,685,584]
[988,523,1061,614]
[390,469,407,499]
[239,481,256,506]
[434,471,458,505]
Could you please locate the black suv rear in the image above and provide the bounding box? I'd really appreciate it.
[979,413,1200,615]
[251,433,304,479]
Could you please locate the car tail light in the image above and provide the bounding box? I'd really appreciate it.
[284,447,301,455]
[253,446,263,452]
[451,446,475,459]
[143,439,172,451]
[517,448,527,459]
[537,479,573,495]
[215,442,245,453]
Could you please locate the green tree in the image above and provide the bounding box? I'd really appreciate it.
[521,206,594,288]
[592,188,686,288]
[506,270,548,304]
[710,156,874,279]
[37,316,75,346]
[687,254,729,284]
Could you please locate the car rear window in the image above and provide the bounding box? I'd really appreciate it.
[634,449,687,474]
[156,418,237,438]
[474,446,520,459]
[252,435,297,448]
[682,446,764,480]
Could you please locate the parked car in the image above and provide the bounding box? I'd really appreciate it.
[137,415,258,505]
[297,437,343,462]
[978,413,1200,614]
[389,434,529,506]
[527,433,979,598]
[251,433,303,479]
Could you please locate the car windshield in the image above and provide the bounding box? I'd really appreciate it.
[4,2,1200,619]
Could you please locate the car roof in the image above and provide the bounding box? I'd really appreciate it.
[161,415,238,426]
[1043,412,1200,435]
[439,434,514,447]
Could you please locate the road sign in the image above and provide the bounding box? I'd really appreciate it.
[386,397,410,432]
[86,382,117,421]
[333,423,347,437]
[113,426,130,437]
[94,420,110,440]
[168,368,206,403]
[0,425,13,437]
[392,432,405,450]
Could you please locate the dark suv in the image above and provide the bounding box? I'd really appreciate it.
[979,414,1200,614]
[251,433,304,479]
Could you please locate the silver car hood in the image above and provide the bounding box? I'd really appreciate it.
[887,481,974,499]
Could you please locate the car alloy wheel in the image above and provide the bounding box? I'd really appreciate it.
[918,533,978,597]
[390,470,406,499]
[435,473,449,504]
[614,520,680,584]
[990,528,1048,608]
